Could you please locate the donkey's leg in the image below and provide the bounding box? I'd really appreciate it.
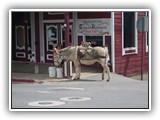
[104,64,111,81]
[98,59,111,81]
[73,61,81,80]
[97,60,106,80]
[102,69,105,80]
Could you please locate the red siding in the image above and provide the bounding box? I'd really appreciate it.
[43,12,73,20]
[114,12,149,76]
[78,12,111,19]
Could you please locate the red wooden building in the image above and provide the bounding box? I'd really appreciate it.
[11,10,150,76]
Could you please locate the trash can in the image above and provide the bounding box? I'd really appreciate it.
[48,66,56,77]
[56,67,63,78]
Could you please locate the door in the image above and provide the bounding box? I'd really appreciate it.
[44,24,58,63]
[44,23,72,63]
[14,23,32,61]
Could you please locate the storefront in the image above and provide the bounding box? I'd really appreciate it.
[11,10,149,76]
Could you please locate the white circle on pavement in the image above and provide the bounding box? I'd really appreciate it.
[60,97,91,101]
[47,87,85,91]
[28,100,65,107]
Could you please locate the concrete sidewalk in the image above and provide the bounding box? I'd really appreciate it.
[11,72,110,83]
[11,62,104,83]
[11,62,148,83]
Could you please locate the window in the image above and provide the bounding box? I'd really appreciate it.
[85,36,103,47]
[15,25,25,49]
[122,12,137,55]
[48,12,64,15]
[46,25,58,51]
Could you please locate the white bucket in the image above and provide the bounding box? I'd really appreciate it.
[48,66,56,77]
[56,67,63,78]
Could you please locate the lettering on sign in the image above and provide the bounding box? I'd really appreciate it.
[77,19,111,35]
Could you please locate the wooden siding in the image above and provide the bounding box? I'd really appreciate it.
[114,12,149,76]
[43,12,73,20]
[77,12,111,19]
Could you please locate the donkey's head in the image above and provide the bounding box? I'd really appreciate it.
[53,48,62,66]
[53,46,72,66]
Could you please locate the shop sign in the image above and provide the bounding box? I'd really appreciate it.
[77,19,111,35]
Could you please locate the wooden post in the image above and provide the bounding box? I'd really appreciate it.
[73,12,77,45]
[141,31,144,80]
[64,12,71,79]
[64,12,70,47]
[141,17,145,81]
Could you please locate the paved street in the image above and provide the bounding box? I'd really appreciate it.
[11,73,149,109]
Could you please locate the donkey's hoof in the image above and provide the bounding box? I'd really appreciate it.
[72,77,80,80]
[106,79,110,82]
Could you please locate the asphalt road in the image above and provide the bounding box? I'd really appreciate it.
[11,73,149,110]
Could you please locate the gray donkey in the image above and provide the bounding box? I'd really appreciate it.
[53,42,111,81]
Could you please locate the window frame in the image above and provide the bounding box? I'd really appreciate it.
[122,12,138,56]
[146,12,149,53]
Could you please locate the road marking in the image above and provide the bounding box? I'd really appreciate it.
[36,91,52,93]
[28,100,65,107]
[60,97,91,101]
[47,87,85,91]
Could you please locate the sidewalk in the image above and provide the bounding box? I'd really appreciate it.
[12,72,106,83]
[11,62,148,83]
[11,62,104,83]
[129,72,148,80]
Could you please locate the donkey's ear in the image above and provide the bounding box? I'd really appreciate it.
[53,48,58,55]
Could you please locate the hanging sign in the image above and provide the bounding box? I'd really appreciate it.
[77,19,111,35]
[137,16,149,32]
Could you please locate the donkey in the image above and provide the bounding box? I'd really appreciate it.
[53,44,111,81]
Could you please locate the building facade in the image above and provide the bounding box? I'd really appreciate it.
[11,10,149,76]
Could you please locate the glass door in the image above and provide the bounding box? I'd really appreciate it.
[44,24,58,62]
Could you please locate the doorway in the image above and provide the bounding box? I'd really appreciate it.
[12,12,32,62]
[43,23,72,63]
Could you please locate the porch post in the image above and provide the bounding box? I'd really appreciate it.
[30,12,36,62]
[73,12,77,45]
[64,12,71,79]
[34,12,40,74]
[64,12,70,47]
[111,12,115,73]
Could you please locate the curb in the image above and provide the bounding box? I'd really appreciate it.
[11,78,70,83]
[12,79,43,83]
